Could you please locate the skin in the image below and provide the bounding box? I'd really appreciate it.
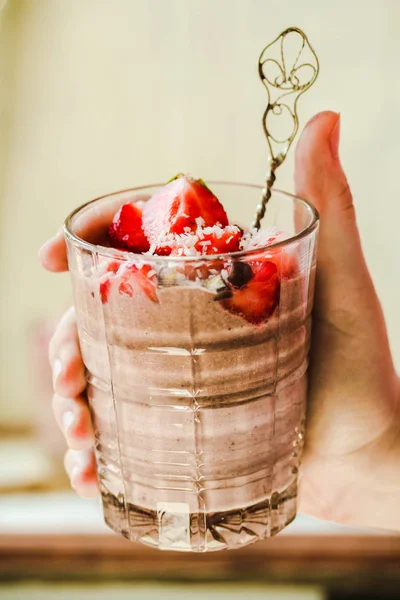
[39,111,400,530]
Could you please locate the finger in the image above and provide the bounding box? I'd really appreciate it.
[53,393,95,451]
[295,111,376,319]
[49,307,86,398]
[64,449,99,499]
[296,111,397,450]
[39,228,68,272]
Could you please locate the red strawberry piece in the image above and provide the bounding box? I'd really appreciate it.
[106,261,120,274]
[219,260,280,324]
[109,203,150,253]
[167,226,241,281]
[261,249,298,280]
[242,229,298,279]
[142,174,229,255]
[99,278,111,304]
[193,226,241,255]
[169,257,212,282]
[169,226,241,257]
[99,261,121,304]
[100,262,158,304]
[118,281,134,297]
[280,251,298,279]
[124,264,158,303]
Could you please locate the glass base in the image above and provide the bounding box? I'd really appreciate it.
[101,480,297,552]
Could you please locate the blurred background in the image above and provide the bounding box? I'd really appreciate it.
[1,0,400,598]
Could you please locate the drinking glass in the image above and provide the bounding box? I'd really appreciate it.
[64,183,319,552]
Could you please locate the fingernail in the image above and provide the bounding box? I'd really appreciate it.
[62,410,76,435]
[329,113,341,159]
[52,358,62,388]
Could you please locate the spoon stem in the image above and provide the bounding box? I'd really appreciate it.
[251,159,279,230]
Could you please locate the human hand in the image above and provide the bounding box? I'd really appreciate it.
[39,111,400,530]
[47,305,99,498]
[40,232,99,497]
[295,111,400,531]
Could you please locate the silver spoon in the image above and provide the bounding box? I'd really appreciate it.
[252,27,320,230]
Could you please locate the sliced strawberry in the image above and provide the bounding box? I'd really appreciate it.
[100,263,158,304]
[106,260,120,274]
[254,250,298,280]
[142,174,228,255]
[242,228,298,279]
[109,202,150,253]
[219,260,280,325]
[279,251,298,279]
[193,226,241,255]
[169,257,214,282]
[118,280,134,297]
[124,264,158,303]
[99,278,111,304]
[166,226,241,281]
[169,225,241,257]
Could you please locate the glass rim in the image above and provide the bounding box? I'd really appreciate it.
[64,181,319,262]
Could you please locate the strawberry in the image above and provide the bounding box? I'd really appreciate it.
[279,251,298,279]
[99,261,120,303]
[241,228,298,279]
[109,202,150,253]
[118,280,134,297]
[169,225,242,257]
[167,225,241,281]
[193,226,241,255]
[100,263,158,304]
[219,260,280,325]
[123,264,158,303]
[142,174,229,255]
[99,278,111,304]
[106,261,120,274]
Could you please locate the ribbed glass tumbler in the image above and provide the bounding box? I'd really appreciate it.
[64,183,319,552]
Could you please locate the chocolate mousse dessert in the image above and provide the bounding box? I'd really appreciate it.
[64,176,318,551]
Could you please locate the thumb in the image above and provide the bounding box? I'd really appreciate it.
[296,111,398,451]
[295,111,376,322]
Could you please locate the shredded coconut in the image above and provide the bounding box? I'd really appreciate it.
[196,227,205,240]
[145,223,242,257]
[195,216,205,228]
[146,243,158,256]
[240,226,287,251]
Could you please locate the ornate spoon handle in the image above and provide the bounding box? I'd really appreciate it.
[252,27,320,230]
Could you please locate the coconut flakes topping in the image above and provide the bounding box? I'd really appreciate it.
[145,222,241,257]
[240,226,287,251]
